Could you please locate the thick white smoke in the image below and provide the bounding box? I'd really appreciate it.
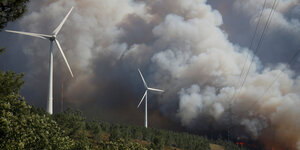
[2,0,300,149]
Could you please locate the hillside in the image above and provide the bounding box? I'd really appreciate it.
[0,70,251,150]
[53,108,249,150]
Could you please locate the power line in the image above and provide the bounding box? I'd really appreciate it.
[227,0,278,140]
[258,49,300,101]
[227,0,268,140]
[238,0,278,95]
[237,0,267,89]
[234,0,278,114]
[228,0,268,109]
[239,48,300,114]
[231,0,278,106]
[233,0,300,115]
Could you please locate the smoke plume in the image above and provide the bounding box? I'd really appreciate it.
[1,0,300,149]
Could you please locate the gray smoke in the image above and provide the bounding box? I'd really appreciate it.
[1,0,300,149]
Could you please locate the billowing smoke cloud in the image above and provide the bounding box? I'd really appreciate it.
[1,0,300,149]
[209,0,300,67]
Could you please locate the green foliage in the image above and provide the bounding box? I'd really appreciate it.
[86,120,102,135]
[0,0,29,30]
[0,84,74,149]
[86,120,102,142]
[150,136,164,150]
[109,125,121,141]
[0,70,75,149]
[53,109,92,150]
[98,139,147,150]
[84,121,247,150]
[0,70,24,97]
[0,47,4,54]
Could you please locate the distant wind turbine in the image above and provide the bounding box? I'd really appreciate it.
[137,69,164,128]
[5,7,74,114]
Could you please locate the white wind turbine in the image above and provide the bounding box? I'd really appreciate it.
[5,7,74,114]
[137,69,164,128]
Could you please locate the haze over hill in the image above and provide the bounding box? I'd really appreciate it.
[1,0,300,149]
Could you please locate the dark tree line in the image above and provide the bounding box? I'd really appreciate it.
[84,120,247,150]
[0,0,29,30]
[52,108,248,150]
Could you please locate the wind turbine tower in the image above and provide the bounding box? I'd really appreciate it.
[137,69,164,128]
[6,7,74,114]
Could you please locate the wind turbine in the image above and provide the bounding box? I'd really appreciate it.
[5,7,74,114]
[137,69,164,128]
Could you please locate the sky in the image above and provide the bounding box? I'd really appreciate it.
[1,0,300,149]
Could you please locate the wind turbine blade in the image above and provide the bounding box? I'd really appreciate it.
[53,7,74,35]
[5,30,51,39]
[138,69,148,88]
[137,91,147,108]
[55,39,74,77]
[148,87,164,93]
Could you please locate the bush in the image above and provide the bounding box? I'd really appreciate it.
[0,94,74,149]
[98,139,147,150]
[53,109,92,149]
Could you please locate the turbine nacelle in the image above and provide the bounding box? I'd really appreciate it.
[137,68,164,107]
[49,35,56,41]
